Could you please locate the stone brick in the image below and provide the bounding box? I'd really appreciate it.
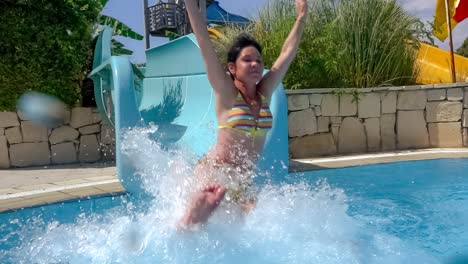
[79,124,101,135]
[464,128,468,147]
[63,109,71,125]
[49,126,80,145]
[0,136,9,168]
[428,122,463,148]
[339,94,357,116]
[288,108,317,137]
[0,112,19,128]
[21,121,48,142]
[447,88,464,101]
[381,114,396,151]
[381,91,397,114]
[321,94,339,116]
[331,124,340,144]
[427,89,446,101]
[426,101,463,122]
[100,125,115,145]
[397,90,427,110]
[464,109,468,127]
[331,117,342,124]
[465,92,468,108]
[309,94,323,106]
[70,107,93,128]
[364,118,381,152]
[288,95,309,111]
[5,127,22,144]
[101,144,116,161]
[21,121,49,143]
[9,142,50,167]
[317,116,330,132]
[92,112,102,124]
[79,135,101,163]
[358,93,381,118]
[289,133,337,158]
[51,142,77,164]
[338,117,367,154]
[17,111,30,121]
[314,106,321,116]
[397,111,429,149]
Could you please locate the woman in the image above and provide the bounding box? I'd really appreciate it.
[179,0,308,228]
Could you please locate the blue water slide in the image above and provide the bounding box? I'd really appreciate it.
[89,27,288,196]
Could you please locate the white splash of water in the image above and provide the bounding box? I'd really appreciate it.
[4,125,438,264]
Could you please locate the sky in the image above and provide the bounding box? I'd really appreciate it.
[102,0,468,64]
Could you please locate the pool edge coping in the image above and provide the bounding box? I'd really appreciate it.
[290,148,468,172]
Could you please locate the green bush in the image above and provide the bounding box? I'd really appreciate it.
[323,0,419,88]
[0,0,101,111]
[457,37,468,57]
[212,0,423,89]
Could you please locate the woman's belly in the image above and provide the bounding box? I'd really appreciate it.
[191,128,267,200]
[207,128,267,167]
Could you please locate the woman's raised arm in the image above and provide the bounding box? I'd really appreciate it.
[185,0,233,95]
[258,0,308,99]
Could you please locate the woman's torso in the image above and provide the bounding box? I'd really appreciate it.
[209,90,273,167]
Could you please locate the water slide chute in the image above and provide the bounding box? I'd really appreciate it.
[416,43,468,84]
[89,27,289,196]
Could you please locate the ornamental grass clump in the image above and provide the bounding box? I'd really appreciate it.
[211,0,422,89]
[325,0,420,88]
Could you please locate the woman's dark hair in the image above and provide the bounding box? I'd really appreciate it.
[227,34,262,64]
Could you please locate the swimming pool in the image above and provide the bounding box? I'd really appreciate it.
[1,158,467,263]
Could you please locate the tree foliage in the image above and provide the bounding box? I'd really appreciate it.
[0,0,101,110]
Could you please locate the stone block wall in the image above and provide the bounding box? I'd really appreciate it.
[288,84,468,159]
[0,107,115,168]
[2,84,467,167]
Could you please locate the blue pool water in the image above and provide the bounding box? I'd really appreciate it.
[1,155,467,263]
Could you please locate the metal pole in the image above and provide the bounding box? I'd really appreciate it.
[144,0,150,49]
[444,0,457,83]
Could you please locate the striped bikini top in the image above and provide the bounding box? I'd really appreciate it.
[218,91,273,135]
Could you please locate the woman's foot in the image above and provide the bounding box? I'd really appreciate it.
[179,185,226,228]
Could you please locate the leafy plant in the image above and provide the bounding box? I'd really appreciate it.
[94,0,144,55]
[165,31,181,41]
[0,0,101,110]
[0,0,145,111]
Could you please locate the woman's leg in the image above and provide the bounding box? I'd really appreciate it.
[178,156,226,229]
[178,184,226,228]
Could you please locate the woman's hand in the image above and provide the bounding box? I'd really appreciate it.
[296,0,308,20]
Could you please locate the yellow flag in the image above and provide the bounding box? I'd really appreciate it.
[433,0,459,41]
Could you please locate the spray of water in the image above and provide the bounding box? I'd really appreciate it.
[2,125,438,263]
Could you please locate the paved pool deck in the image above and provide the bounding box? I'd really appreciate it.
[1,148,467,213]
[0,162,123,213]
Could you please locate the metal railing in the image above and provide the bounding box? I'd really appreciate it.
[147,1,186,37]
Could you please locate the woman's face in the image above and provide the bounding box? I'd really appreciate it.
[228,46,264,85]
